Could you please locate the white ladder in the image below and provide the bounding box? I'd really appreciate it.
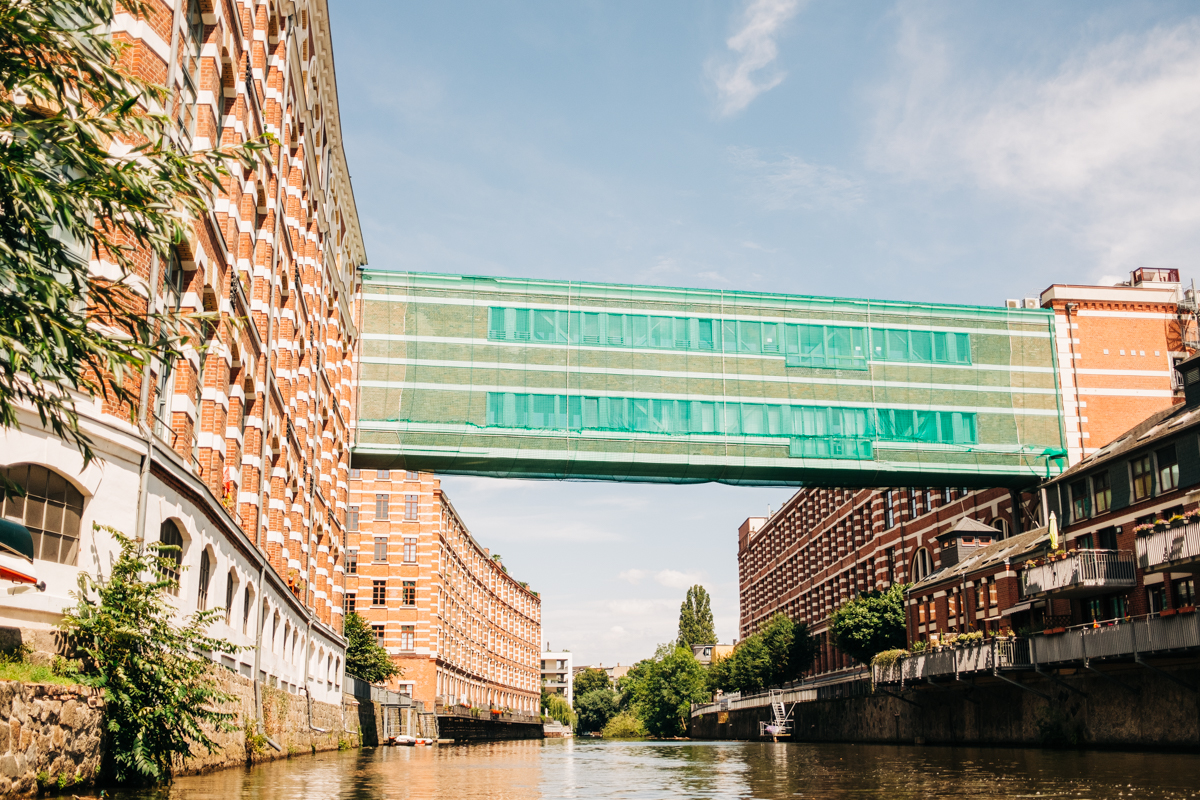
[759,689,793,739]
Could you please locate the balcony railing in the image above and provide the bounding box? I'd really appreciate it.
[1021,549,1136,598]
[1136,522,1200,573]
[875,612,1200,686]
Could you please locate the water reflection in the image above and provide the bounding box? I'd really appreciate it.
[112,740,1200,800]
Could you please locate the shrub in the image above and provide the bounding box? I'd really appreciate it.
[601,711,647,739]
[829,584,908,664]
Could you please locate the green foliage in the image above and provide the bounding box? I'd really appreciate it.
[601,710,647,739]
[709,613,816,694]
[573,666,611,698]
[629,645,709,738]
[829,584,909,664]
[870,648,908,668]
[0,0,263,472]
[59,526,241,784]
[676,585,716,650]
[542,693,577,729]
[615,659,650,710]
[344,612,401,684]
[575,688,619,734]
[0,659,77,687]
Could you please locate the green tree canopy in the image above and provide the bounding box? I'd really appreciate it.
[542,693,577,729]
[829,583,909,664]
[573,666,611,698]
[60,526,241,784]
[0,0,261,475]
[709,613,816,694]
[631,644,709,738]
[677,584,716,649]
[575,688,619,734]
[344,612,402,684]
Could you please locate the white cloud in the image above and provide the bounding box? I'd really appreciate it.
[618,569,648,584]
[709,0,805,117]
[731,147,864,211]
[871,11,1200,276]
[653,569,703,590]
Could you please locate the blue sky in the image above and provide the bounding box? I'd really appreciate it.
[329,0,1200,666]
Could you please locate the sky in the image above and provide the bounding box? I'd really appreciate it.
[327,0,1200,666]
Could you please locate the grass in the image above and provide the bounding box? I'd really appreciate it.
[0,661,80,687]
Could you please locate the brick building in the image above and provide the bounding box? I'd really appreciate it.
[0,0,361,706]
[345,471,541,714]
[738,272,1197,678]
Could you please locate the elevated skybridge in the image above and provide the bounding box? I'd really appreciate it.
[352,271,1067,488]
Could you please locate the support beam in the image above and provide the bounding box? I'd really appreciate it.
[992,671,1051,700]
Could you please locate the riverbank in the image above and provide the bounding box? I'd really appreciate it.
[690,660,1200,749]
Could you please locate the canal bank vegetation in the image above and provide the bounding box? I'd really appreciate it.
[541,692,577,729]
[59,528,241,785]
[707,613,815,694]
[829,584,908,664]
[345,612,402,683]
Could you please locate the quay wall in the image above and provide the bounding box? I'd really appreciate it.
[691,663,1200,749]
[436,714,544,741]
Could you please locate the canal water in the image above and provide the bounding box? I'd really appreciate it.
[111,740,1200,799]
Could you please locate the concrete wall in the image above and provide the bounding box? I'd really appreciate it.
[435,715,544,741]
[691,663,1200,749]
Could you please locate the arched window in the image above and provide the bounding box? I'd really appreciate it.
[224,570,237,626]
[242,585,254,634]
[197,549,211,611]
[0,464,85,565]
[158,520,184,595]
[911,547,932,582]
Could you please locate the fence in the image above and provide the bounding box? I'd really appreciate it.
[1021,549,1136,597]
[690,669,869,718]
[876,638,1031,686]
[1136,522,1200,572]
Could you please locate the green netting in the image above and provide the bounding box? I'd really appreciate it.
[354,271,1067,487]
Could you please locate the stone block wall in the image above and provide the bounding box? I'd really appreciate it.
[0,681,104,796]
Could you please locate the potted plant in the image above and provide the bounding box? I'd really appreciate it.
[1180,605,1196,614]
[1169,514,1187,529]
[1134,523,1156,536]
[1154,518,1170,533]
[1161,607,1178,617]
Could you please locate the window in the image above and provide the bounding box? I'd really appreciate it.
[347,549,358,575]
[884,490,895,529]
[404,538,417,563]
[375,494,389,519]
[223,573,234,628]
[373,537,387,563]
[1173,578,1195,607]
[1098,527,1119,551]
[372,580,386,606]
[406,471,420,481]
[1156,444,1179,494]
[908,491,919,520]
[943,487,953,504]
[242,586,253,634]
[976,581,986,610]
[378,470,390,480]
[347,506,359,532]
[989,583,997,607]
[402,581,416,606]
[158,520,184,595]
[0,464,84,565]
[344,592,356,615]
[1092,472,1111,515]
[350,469,361,479]
[372,625,385,646]
[405,494,419,521]
[175,0,204,148]
[911,548,932,581]
[400,625,415,651]
[197,549,211,611]
[1131,454,1154,501]
[1069,479,1090,522]
[1148,585,1166,614]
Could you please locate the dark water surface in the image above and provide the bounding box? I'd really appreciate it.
[113,740,1200,800]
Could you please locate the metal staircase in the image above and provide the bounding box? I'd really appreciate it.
[758,689,793,739]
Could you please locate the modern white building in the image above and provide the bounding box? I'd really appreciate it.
[540,648,574,706]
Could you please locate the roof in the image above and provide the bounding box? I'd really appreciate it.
[935,516,1003,542]
[1050,401,1199,485]
[909,525,1050,594]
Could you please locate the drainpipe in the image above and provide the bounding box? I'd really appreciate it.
[1064,303,1086,460]
[134,251,163,547]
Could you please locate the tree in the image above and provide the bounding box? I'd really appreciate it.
[542,693,577,729]
[573,666,611,698]
[829,583,908,664]
[0,0,260,474]
[575,688,619,733]
[631,645,709,738]
[601,710,647,739]
[677,585,716,650]
[344,612,402,684]
[59,526,241,784]
[709,613,817,694]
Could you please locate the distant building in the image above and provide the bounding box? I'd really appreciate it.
[691,644,735,666]
[572,662,632,684]
[540,649,574,706]
[345,470,541,714]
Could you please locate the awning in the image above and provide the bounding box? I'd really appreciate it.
[1001,601,1036,618]
[0,519,40,588]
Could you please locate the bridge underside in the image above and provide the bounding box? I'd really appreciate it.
[353,272,1067,488]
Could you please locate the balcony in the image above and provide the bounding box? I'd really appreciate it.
[1136,522,1200,573]
[873,639,1031,685]
[1021,549,1136,599]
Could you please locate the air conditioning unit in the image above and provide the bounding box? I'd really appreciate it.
[1005,299,1021,309]
[1024,298,1039,309]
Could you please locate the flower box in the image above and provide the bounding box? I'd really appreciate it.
[1161,608,1177,617]
[1181,606,1196,615]
[1043,627,1066,636]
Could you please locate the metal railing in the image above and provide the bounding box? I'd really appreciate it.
[1021,549,1136,597]
[875,638,1032,685]
[690,668,869,717]
[1136,522,1200,572]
